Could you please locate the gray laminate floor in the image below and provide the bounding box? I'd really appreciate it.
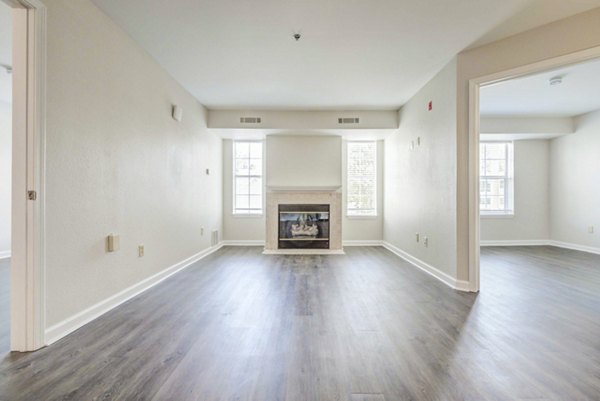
[0,246,599,400]
[0,258,9,356]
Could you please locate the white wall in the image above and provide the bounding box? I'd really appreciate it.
[481,140,550,242]
[0,101,11,257]
[550,110,600,250]
[266,135,342,188]
[342,140,384,243]
[384,59,458,277]
[44,0,222,328]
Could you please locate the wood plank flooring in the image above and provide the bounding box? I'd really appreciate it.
[0,246,599,400]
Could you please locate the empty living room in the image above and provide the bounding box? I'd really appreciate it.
[1,0,600,400]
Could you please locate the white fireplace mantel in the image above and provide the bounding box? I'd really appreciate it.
[267,185,342,192]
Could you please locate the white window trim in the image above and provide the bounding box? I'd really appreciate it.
[480,141,514,216]
[346,141,378,217]
[232,140,264,216]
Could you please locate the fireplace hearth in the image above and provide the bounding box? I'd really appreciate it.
[278,204,330,249]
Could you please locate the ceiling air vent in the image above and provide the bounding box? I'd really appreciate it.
[338,117,360,124]
[240,117,262,124]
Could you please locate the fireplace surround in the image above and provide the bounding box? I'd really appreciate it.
[264,189,343,254]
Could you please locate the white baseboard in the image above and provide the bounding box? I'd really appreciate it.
[45,243,224,346]
[0,250,10,260]
[342,240,384,246]
[480,239,549,246]
[382,241,470,292]
[262,249,345,255]
[547,240,600,255]
[480,239,600,255]
[221,240,265,246]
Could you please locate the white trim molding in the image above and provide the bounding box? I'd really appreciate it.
[342,240,383,246]
[480,240,549,247]
[45,244,223,345]
[382,242,470,292]
[480,239,600,255]
[548,240,600,255]
[221,240,266,246]
[262,249,345,255]
[0,251,11,260]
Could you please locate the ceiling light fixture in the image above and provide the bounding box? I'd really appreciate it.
[293,33,301,41]
[549,76,563,86]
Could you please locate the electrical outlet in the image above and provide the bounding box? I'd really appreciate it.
[201,227,204,236]
[138,245,144,257]
[417,137,421,146]
[423,236,429,248]
[410,140,415,150]
[589,226,595,234]
[416,233,420,242]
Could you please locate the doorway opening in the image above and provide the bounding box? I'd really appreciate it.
[1,0,46,354]
[468,46,600,292]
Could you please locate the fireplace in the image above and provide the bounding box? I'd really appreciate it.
[278,204,330,249]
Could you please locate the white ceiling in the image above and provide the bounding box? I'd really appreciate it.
[0,1,12,104]
[90,0,600,110]
[480,57,600,118]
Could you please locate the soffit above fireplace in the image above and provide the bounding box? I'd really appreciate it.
[267,185,341,192]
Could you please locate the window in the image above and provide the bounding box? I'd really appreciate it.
[233,141,263,215]
[480,142,514,215]
[347,142,377,216]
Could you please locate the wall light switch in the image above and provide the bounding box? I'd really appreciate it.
[205,168,210,175]
[589,226,595,234]
[410,140,415,150]
[138,245,144,257]
[416,233,420,242]
[106,234,120,252]
[201,227,204,236]
[423,236,429,248]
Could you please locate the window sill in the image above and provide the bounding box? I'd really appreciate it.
[231,213,264,218]
[346,215,379,220]
[481,213,514,219]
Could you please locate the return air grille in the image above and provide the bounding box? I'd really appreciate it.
[338,117,360,124]
[240,117,262,124]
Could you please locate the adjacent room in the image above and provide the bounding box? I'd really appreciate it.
[1,0,600,400]
[0,0,12,356]
[479,58,600,290]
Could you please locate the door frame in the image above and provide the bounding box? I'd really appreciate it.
[5,0,46,352]
[467,45,600,292]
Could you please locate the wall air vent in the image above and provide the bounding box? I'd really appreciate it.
[338,117,360,124]
[240,117,262,124]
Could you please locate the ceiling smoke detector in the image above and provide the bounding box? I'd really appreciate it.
[549,76,563,86]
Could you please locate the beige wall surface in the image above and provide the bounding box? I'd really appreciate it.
[384,59,458,278]
[456,8,600,281]
[44,0,222,327]
[550,110,600,249]
[481,140,550,242]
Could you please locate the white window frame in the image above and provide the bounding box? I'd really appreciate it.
[346,141,378,217]
[480,141,514,217]
[232,140,264,216]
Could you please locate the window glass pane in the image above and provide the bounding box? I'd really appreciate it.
[485,143,505,159]
[235,159,249,176]
[249,195,262,209]
[249,159,261,175]
[236,195,249,209]
[485,160,506,175]
[235,142,250,158]
[235,177,249,195]
[249,177,262,195]
[249,143,262,159]
[347,142,377,216]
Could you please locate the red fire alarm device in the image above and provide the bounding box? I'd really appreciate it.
[428,101,433,111]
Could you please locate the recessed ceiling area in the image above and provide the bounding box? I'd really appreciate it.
[480,57,600,118]
[90,0,600,110]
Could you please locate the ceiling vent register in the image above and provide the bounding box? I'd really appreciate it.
[240,117,262,124]
[338,117,360,124]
